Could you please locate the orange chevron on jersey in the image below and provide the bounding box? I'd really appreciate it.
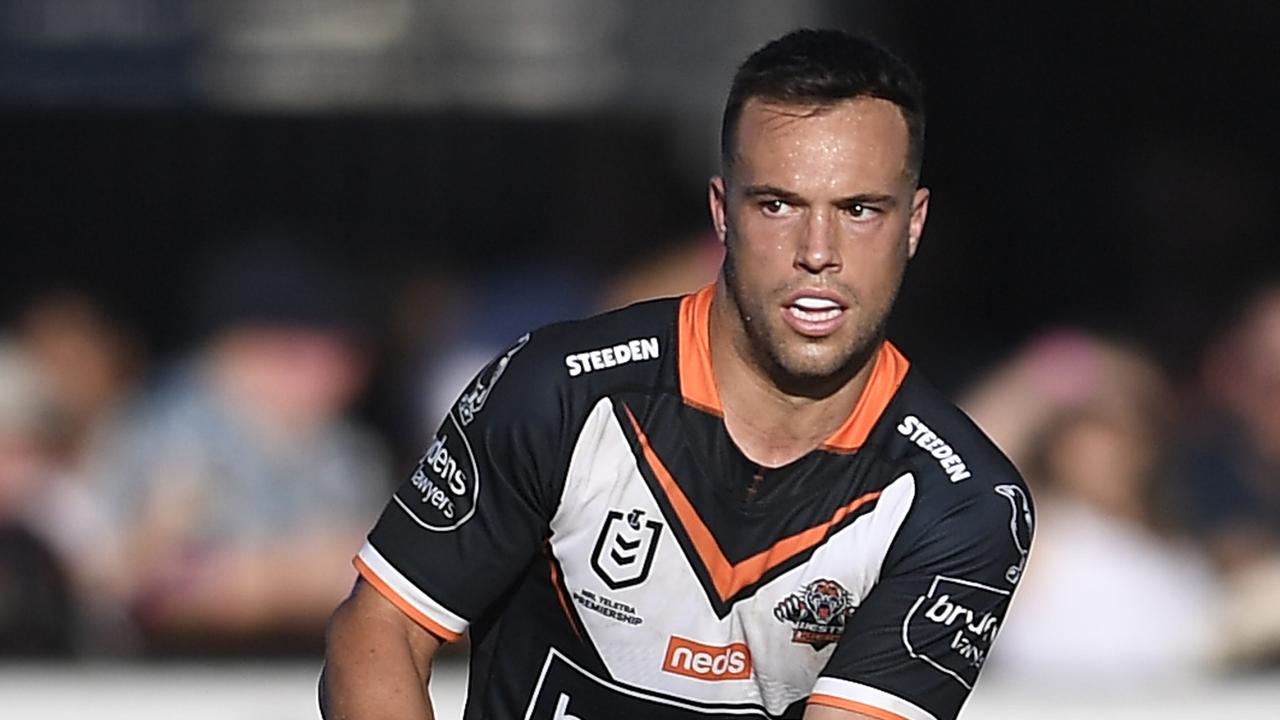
[625,402,882,603]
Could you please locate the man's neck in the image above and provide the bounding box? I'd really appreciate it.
[708,285,878,469]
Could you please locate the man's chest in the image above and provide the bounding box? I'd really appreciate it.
[538,397,917,716]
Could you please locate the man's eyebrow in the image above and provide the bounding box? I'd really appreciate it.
[740,186,900,207]
[741,184,803,201]
[837,193,897,206]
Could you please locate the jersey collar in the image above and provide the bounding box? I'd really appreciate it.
[678,283,909,453]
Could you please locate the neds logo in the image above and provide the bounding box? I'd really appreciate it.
[661,636,751,681]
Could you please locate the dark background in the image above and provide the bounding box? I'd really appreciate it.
[4,0,1278,393]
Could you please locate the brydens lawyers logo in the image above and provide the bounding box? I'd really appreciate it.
[662,636,751,681]
[903,575,1008,689]
[774,578,854,650]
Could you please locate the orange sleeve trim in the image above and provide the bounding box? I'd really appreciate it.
[353,556,463,643]
[678,284,722,414]
[808,694,910,720]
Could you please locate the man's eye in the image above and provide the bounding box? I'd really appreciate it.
[761,200,791,216]
[846,203,878,220]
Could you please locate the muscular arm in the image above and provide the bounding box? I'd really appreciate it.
[805,706,885,720]
[320,578,443,720]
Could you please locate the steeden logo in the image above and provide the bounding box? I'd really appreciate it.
[661,636,752,681]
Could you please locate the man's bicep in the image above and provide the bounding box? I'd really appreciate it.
[804,703,895,720]
[339,578,444,662]
[321,578,442,719]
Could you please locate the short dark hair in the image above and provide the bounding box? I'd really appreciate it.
[721,29,926,182]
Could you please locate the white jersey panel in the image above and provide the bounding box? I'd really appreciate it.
[728,473,916,712]
[551,398,732,696]
[549,397,919,716]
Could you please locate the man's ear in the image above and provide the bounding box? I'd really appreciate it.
[907,186,930,259]
[709,176,728,243]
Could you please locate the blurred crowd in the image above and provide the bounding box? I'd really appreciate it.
[0,228,723,659]
[0,237,394,657]
[967,286,1280,682]
[2,226,1279,688]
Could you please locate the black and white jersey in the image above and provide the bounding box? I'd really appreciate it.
[357,286,1034,720]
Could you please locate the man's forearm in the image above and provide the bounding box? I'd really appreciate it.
[319,657,434,720]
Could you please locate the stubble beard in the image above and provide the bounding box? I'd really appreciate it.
[722,242,893,399]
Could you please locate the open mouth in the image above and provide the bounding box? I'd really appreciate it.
[787,296,844,323]
[783,294,848,337]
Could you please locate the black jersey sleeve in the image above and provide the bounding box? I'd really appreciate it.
[355,332,569,641]
[810,467,1034,720]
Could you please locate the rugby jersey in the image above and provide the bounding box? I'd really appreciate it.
[356,285,1033,720]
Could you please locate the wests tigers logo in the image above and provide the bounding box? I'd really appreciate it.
[774,578,854,650]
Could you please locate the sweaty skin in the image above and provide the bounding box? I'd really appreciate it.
[708,96,929,469]
[321,580,441,720]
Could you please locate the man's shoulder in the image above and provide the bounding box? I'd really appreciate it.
[868,365,1034,580]
[876,367,1029,511]
[453,296,683,429]
[535,295,682,379]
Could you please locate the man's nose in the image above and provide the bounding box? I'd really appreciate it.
[796,209,841,273]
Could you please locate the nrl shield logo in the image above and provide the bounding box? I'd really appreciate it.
[590,508,663,590]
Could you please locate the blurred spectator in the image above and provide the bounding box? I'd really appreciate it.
[404,263,595,443]
[1177,284,1280,667]
[16,290,145,472]
[6,292,146,651]
[91,236,389,655]
[598,230,723,311]
[0,341,75,656]
[965,330,1220,682]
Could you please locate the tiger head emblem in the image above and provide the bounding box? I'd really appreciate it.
[804,579,850,623]
[774,578,855,650]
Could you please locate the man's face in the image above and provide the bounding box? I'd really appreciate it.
[709,96,929,387]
